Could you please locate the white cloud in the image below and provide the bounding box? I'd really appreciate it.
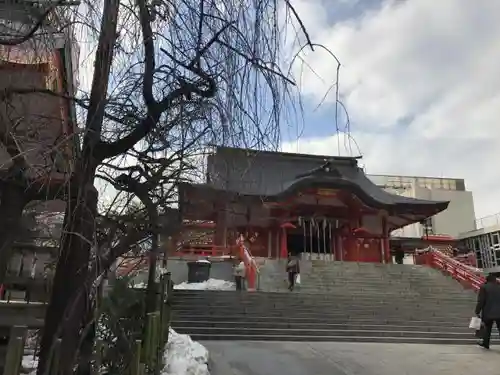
[283,0,500,220]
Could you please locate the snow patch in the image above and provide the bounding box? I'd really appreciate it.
[195,259,211,264]
[132,278,235,290]
[22,354,38,375]
[161,328,209,375]
[174,278,235,290]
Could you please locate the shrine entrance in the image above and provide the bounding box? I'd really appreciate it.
[287,218,335,257]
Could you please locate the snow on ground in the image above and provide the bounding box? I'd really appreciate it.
[19,332,211,375]
[161,328,209,375]
[174,278,235,290]
[133,278,235,290]
[129,277,231,374]
[195,259,211,264]
[22,354,38,375]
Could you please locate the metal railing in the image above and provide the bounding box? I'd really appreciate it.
[475,212,500,230]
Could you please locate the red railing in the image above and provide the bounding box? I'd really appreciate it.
[236,235,259,291]
[176,244,234,258]
[415,248,485,291]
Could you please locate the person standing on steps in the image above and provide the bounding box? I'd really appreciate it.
[233,256,246,291]
[286,252,300,291]
[475,273,500,349]
[394,247,405,264]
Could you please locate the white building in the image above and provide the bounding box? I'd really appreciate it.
[458,214,500,273]
[367,174,476,238]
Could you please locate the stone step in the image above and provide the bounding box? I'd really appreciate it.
[172,293,475,303]
[302,276,467,284]
[174,290,468,298]
[172,304,473,314]
[292,286,467,293]
[301,278,463,284]
[176,262,485,345]
[172,314,471,325]
[171,320,473,333]
[174,289,472,297]
[261,274,456,281]
[299,275,463,281]
[171,297,474,306]
[172,298,473,307]
[255,289,467,296]
[180,333,489,345]
[175,293,474,302]
[173,326,479,340]
[171,310,472,321]
[172,298,474,308]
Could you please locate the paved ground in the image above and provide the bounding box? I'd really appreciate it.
[204,341,500,375]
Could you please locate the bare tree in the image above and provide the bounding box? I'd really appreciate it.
[0,0,314,373]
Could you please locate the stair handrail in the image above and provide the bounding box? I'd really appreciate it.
[417,247,485,291]
[236,234,260,291]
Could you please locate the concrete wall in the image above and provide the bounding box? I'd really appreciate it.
[428,188,476,237]
[132,259,235,285]
[392,186,476,238]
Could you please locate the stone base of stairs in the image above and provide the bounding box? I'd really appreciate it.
[172,290,488,345]
[172,262,485,345]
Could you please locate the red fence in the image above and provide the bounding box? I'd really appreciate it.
[415,248,485,291]
[176,244,235,258]
[236,236,258,291]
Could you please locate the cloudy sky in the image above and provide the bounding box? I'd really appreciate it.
[280,0,500,220]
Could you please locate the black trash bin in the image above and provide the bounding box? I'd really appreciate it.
[187,260,211,283]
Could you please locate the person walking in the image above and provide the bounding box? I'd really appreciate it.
[233,257,246,291]
[286,253,300,291]
[475,273,500,349]
[394,248,405,264]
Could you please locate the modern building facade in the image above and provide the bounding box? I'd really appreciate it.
[368,174,476,238]
[458,213,500,273]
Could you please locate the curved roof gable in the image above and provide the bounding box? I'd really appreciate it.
[273,158,449,212]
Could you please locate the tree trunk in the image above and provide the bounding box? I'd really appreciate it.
[0,184,28,284]
[37,184,98,375]
[145,230,159,315]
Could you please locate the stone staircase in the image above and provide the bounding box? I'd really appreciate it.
[171,261,486,344]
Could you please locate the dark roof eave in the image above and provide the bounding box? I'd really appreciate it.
[179,181,449,215]
[263,177,449,213]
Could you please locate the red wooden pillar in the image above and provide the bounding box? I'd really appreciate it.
[381,216,392,264]
[343,225,354,262]
[279,222,296,258]
[214,202,227,248]
[280,227,287,258]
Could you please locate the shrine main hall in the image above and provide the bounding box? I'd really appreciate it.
[178,146,449,262]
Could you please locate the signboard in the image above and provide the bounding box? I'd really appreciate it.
[316,189,337,197]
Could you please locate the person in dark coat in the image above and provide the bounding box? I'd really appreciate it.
[394,248,405,264]
[475,273,500,349]
[286,253,300,291]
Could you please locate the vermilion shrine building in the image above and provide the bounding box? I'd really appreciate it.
[178,147,450,263]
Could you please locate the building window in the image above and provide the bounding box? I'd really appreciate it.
[492,232,500,245]
[473,239,480,251]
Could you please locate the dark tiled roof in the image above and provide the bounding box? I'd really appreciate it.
[198,146,449,212]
